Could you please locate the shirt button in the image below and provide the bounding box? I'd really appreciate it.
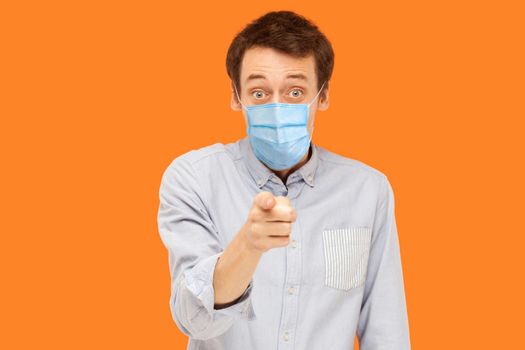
[283,331,290,341]
[288,286,296,295]
[291,240,298,248]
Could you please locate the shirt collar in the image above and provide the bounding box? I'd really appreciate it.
[239,136,319,188]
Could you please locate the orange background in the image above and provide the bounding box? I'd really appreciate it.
[1,1,524,349]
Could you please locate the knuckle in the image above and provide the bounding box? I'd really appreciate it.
[249,208,262,222]
[258,191,271,201]
[250,222,261,235]
[253,195,263,207]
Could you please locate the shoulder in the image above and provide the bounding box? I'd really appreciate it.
[161,140,240,180]
[316,144,394,206]
[174,142,227,165]
[316,145,388,183]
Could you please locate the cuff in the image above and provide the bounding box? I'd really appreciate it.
[183,252,256,321]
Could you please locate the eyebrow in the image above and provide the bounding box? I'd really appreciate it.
[245,73,308,83]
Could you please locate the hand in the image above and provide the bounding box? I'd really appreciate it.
[242,191,297,253]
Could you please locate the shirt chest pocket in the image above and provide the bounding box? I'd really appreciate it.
[322,227,373,291]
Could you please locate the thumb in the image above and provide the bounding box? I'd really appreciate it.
[254,191,276,210]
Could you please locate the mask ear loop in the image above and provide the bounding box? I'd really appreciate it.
[307,81,326,147]
[307,81,327,108]
[233,83,247,110]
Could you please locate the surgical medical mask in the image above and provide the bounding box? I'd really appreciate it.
[234,81,326,171]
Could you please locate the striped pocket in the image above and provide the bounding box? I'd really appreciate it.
[322,227,372,290]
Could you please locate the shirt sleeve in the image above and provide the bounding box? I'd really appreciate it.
[356,175,411,349]
[157,156,256,340]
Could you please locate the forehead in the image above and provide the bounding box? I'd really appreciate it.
[240,46,316,85]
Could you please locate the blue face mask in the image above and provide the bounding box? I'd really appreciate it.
[234,81,326,171]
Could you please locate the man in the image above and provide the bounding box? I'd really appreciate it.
[157,10,411,350]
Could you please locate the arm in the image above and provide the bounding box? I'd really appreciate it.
[215,191,295,308]
[157,157,257,340]
[214,224,263,307]
[356,175,411,349]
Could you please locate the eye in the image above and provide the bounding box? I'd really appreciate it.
[289,88,303,98]
[251,90,266,99]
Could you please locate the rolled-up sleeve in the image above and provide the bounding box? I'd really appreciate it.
[356,175,411,349]
[157,156,256,340]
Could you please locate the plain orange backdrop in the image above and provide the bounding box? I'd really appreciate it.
[1,0,524,349]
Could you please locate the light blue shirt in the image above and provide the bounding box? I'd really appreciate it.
[157,136,411,349]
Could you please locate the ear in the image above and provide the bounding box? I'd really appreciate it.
[230,83,242,111]
[317,87,330,111]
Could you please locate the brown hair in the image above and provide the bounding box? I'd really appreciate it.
[226,10,334,101]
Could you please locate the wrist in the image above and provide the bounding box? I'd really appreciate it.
[239,223,263,256]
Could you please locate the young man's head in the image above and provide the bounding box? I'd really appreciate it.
[226,11,334,134]
[226,11,334,176]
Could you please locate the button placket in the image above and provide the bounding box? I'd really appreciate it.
[282,330,290,342]
[278,196,302,349]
